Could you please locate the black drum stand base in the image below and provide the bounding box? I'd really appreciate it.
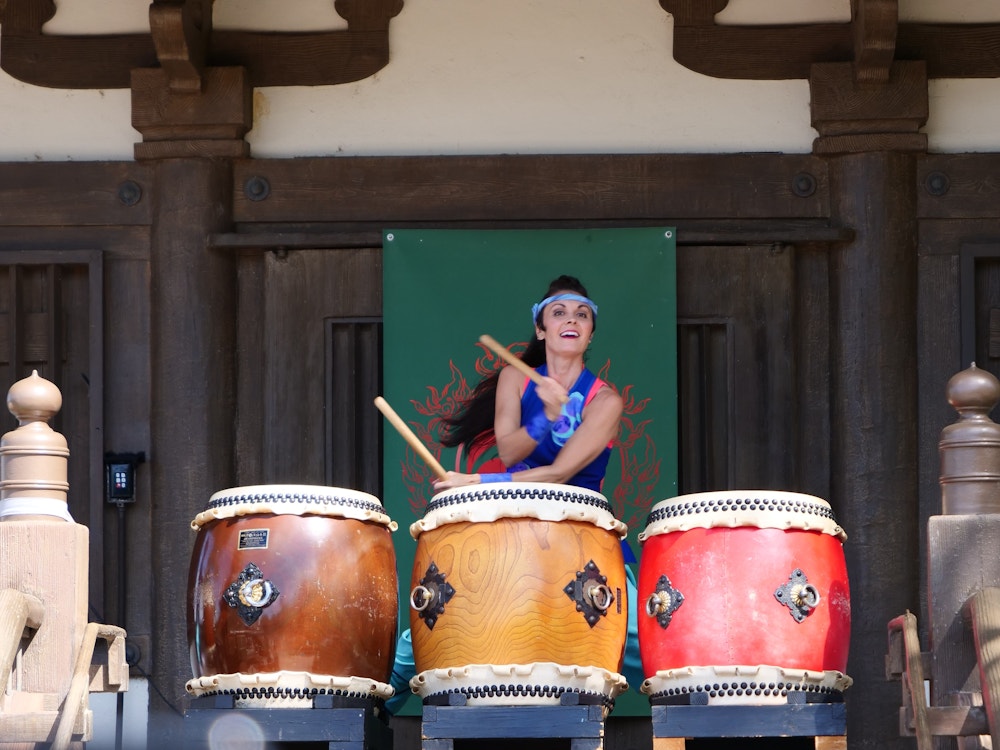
[183,694,393,749]
[420,693,608,749]
[650,700,847,749]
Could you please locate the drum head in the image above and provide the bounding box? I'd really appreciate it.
[186,671,394,707]
[639,490,845,543]
[191,484,397,531]
[411,662,626,713]
[411,481,627,538]
[641,664,852,705]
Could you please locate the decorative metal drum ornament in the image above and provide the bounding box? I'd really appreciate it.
[408,482,629,710]
[185,484,399,707]
[637,490,852,705]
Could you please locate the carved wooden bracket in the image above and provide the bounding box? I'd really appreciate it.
[149,0,211,94]
[810,61,928,154]
[852,0,896,85]
[0,0,404,90]
[661,0,1000,81]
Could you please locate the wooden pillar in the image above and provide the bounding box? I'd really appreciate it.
[131,4,251,727]
[828,150,920,749]
[811,57,927,749]
[145,158,237,745]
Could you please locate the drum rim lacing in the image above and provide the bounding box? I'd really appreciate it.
[640,664,853,704]
[414,482,628,538]
[191,484,397,530]
[186,670,395,701]
[639,490,846,542]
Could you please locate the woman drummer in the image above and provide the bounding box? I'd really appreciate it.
[432,274,623,492]
[387,274,643,712]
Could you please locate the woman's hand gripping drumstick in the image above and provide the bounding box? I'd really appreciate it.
[478,334,569,405]
[374,396,449,481]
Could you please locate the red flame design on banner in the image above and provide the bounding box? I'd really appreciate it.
[398,341,660,531]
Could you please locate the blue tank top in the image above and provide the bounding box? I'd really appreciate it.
[513,364,611,492]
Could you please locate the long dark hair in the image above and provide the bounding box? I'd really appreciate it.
[438,275,594,449]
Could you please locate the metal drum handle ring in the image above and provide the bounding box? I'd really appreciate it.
[645,591,668,617]
[587,583,614,612]
[410,585,433,612]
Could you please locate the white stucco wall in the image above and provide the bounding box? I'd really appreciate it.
[1,0,999,161]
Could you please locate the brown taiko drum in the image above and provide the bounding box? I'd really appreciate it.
[408,482,629,709]
[185,484,399,706]
[637,490,852,705]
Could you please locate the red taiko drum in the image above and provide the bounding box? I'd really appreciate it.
[185,484,399,706]
[637,490,852,705]
[408,482,629,708]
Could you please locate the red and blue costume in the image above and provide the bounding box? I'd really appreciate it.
[507,364,612,492]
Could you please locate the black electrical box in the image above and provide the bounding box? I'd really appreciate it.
[105,452,145,504]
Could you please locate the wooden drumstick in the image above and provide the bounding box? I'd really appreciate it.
[374,396,449,480]
[478,334,569,404]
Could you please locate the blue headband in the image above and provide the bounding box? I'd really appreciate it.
[531,293,598,325]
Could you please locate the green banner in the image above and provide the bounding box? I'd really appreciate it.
[382,228,677,715]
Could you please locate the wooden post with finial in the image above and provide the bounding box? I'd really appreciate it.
[927,363,1000,745]
[0,371,127,748]
[937,362,1000,515]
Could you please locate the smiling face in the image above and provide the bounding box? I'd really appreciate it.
[536,293,595,353]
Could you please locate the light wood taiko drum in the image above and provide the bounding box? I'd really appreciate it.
[186,484,399,706]
[408,482,629,708]
[637,490,852,705]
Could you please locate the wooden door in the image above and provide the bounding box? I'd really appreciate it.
[236,247,383,495]
[676,243,827,496]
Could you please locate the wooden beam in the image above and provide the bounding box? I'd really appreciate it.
[0,589,44,679]
[660,0,1000,81]
[666,20,852,81]
[0,163,152,227]
[0,710,88,743]
[208,224,854,252]
[886,612,932,749]
[898,23,1000,78]
[918,154,1000,220]
[231,154,832,224]
[898,706,990,738]
[0,0,402,90]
